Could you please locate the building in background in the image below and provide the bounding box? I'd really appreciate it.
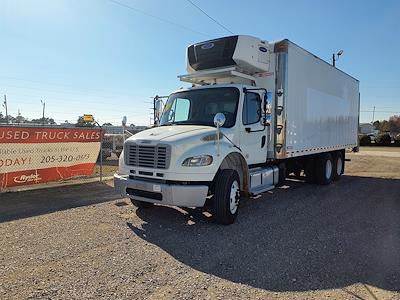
[359,123,379,141]
[102,124,149,134]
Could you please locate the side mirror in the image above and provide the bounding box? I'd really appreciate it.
[214,113,225,157]
[213,112,226,128]
[264,103,272,114]
[155,99,163,116]
[261,115,272,126]
[264,92,272,114]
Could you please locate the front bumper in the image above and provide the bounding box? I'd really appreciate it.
[114,174,209,207]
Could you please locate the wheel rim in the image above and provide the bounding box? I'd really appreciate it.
[336,156,342,176]
[325,159,332,180]
[229,180,240,214]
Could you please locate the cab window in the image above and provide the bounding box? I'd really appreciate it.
[242,92,261,125]
[173,98,190,122]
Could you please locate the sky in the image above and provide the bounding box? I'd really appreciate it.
[0,0,399,126]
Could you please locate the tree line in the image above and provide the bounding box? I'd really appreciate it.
[0,112,88,126]
[0,113,124,127]
[2,110,399,132]
[0,112,56,125]
[373,115,400,135]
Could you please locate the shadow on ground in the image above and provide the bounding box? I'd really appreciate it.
[0,182,121,223]
[128,175,400,293]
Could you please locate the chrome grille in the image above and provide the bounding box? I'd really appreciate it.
[125,143,171,169]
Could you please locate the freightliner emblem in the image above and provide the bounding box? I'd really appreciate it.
[201,42,215,50]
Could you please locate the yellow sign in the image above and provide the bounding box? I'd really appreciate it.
[83,114,94,123]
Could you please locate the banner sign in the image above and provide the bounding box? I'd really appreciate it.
[0,127,103,189]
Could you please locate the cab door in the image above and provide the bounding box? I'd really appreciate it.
[239,90,267,165]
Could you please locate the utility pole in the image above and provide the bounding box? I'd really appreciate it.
[41,100,46,125]
[153,95,158,126]
[372,106,376,124]
[332,50,343,67]
[3,95,9,124]
[152,95,167,126]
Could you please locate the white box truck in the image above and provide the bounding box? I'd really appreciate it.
[114,35,360,224]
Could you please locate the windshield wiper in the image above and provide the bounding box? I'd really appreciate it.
[160,121,215,127]
[175,121,215,126]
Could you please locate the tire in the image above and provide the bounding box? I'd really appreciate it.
[213,169,240,225]
[315,153,334,185]
[130,198,154,209]
[333,151,344,181]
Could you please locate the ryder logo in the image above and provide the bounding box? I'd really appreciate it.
[13,173,42,184]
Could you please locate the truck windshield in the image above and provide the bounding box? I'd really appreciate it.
[159,87,239,128]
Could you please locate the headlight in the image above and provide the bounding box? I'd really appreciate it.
[182,155,213,167]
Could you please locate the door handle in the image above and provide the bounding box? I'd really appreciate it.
[261,135,266,148]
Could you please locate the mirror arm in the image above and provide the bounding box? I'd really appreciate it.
[215,121,221,157]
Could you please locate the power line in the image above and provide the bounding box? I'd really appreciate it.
[186,0,234,35]
[106,0,211,38]
[3,95,9,124]
[0,88,153,109]
[361,105,400,110]
[0,76,148,98]
[360,110,400,113]
[0,83,147,101]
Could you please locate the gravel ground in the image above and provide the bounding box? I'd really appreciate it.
[0,150,399,300]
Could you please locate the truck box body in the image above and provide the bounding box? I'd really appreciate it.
[274,40,359,158]
[183,36,360,159]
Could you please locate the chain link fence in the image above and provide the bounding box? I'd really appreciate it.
[97,133,124,179]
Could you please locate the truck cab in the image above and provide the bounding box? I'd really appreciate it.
[115,83,275,223]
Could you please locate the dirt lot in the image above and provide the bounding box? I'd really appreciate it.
[0,148,399,300]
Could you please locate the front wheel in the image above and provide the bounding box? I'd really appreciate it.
[213,169,241,225]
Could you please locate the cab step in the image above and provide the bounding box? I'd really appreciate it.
[249,166,279,195]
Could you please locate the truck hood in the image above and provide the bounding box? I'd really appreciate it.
[128,125,216,143]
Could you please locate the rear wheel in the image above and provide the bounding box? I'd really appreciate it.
[213,169,240,225]
[130,198,154,209]
[333,151,344,181]
[315,153,334,185]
